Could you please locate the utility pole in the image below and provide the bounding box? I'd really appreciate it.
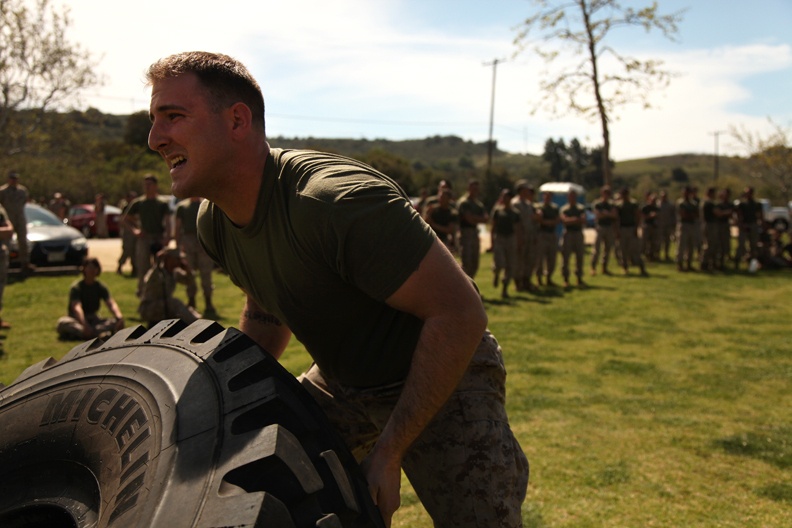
[710,130,726,182]
[484,58,504,181]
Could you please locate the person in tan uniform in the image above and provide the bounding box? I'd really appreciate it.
[137,248,200,327]
[0,171,32,273]
[560,189,587,287]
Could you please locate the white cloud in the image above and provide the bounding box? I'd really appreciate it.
[57,0,792,160]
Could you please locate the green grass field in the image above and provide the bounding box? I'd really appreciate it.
[0,250,790,527]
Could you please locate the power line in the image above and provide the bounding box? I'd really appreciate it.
[268,113,483,128]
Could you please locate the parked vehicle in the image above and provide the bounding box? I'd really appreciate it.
[759,199,790,232]
[66,203,122,238]
[9,203,88,268]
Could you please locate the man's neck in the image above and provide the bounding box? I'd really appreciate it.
[215,140,270,227]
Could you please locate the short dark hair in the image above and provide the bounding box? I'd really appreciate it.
[82,257,102,274]
[144,174,158,184]
[146,51,265,133]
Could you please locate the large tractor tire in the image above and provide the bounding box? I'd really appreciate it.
[0,319,385,528]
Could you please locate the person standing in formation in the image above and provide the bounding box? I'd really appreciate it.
[559,189,587,287]
[0,171,32,273]
[456,179,489,280]
[175,196,217,318]
[590,185,617,276]
[616,187,648,276]
[123,174,172,296]
[511,180,539,292]
[536,190,560,287]
[490,188,520,298]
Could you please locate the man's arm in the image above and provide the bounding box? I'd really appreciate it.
[104,295,125,331]
[240,294,292,359]
[362,239,487,526]
[0,218,14,240]
[162,210,173,245]
[173,212,183,246]
[70,300,95,338]
[123,209,141,237]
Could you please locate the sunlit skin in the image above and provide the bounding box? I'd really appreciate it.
[148,73,267,226]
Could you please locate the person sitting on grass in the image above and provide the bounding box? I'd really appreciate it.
[56,257,125,340]
[138,247,200,327]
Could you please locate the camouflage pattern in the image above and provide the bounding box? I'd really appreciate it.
[561,230,585,281]
[459,227,481,279]
[676,222,697,268]
[300,330,529,527]
[619,226,645,271]
[591,226,616,272]
[179,233,214,301]
[536,231,558,282]
[492,233,517,284]
[511,197,538,288]
[137,266,199,325]
[135,232,167,296]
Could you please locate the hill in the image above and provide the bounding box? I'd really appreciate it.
[0,109,765,207]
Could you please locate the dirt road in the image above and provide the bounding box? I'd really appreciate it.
[90,229,596,272]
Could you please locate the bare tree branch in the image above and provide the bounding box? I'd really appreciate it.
[513,0,685,186]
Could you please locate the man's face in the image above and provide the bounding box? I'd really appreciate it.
[143,179,158,196]
[82,262,100,280]
[148,73,233,199]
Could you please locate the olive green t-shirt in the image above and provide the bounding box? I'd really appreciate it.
[198,149,436,388]
[127,196,171,235]
[68,279,110,317]
[560,203,586,232]
[175,199,201,235]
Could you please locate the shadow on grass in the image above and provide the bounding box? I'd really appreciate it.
[715,426,792,469]
[756,481,792,504]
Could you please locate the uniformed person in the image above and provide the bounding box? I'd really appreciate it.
[676,186,699,271]
[490,189,520,298]
[175,197,217,318]
[714,188,735,270]
[0,171,31,273]
[560,189,587,287]
[735,186,763,269]
[123,174,172,296]
[510,180,539,291]
[536,190,560,286]
[590,185,618,275]
[456,179,489,279]
[616,187,648,276]
[699,187,719,272]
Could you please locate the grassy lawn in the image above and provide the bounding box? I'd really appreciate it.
[1,250,791,527]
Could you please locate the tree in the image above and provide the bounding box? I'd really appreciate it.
[731,119,792,203]
[514,0,684,187]
[0,0,100,158]
[124,110,154,148]
[542,138,570,179]
[671,167,689,184]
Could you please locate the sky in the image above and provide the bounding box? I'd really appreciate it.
[55,0,792,161]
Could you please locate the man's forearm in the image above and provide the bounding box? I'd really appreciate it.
[372,307,486,466]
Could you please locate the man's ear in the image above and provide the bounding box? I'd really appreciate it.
[229,102,253,134]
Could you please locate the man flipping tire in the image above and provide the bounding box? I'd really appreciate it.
[146,52,528,527]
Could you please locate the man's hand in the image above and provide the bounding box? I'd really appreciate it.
[361,449,402,527]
